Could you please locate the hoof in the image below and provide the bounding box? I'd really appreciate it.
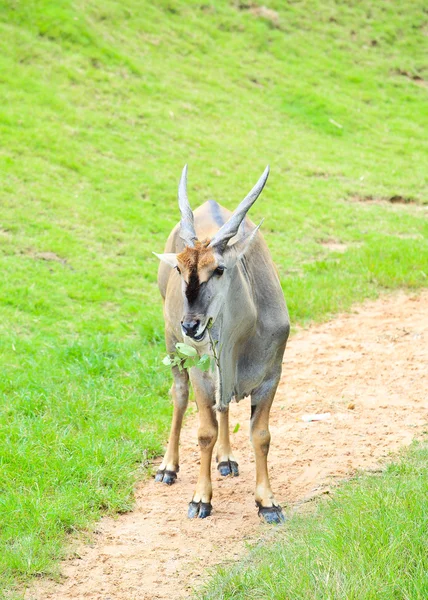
[257,502,286,525]
[188,500,213,519]
[155,468,177,485]
[217,460,239,477]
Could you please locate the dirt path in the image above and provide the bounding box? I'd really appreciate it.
[26,291,428,600]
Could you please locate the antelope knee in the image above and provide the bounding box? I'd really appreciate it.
[198,428,217,450]
[173,379,189,401]
[254,429,271,455]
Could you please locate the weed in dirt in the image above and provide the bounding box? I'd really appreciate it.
[0,0,427,595]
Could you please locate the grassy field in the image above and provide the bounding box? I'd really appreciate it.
[201,442,428,600]
[0,0,427,595]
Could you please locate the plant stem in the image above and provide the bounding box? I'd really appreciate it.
[207,327,220,372]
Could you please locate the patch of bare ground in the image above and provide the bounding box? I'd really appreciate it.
[349,193,418,205]
[319,239,348,252]
[309,171,331,179]
[27,251,68,264]
[26,291,428,600]
[395,69,428,89]
[235,3,281,28]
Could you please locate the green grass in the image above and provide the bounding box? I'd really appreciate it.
[0,0,427,595]
[200,442,428,600]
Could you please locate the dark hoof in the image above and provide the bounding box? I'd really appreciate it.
[217,460,239,477]
[257,502,286,525]
[155,468,177,485]
[188,500,213,519]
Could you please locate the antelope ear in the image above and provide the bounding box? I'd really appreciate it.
[230,221,264,259]
[153,252,178,268]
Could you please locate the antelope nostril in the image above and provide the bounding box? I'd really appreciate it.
[182,319,200,338]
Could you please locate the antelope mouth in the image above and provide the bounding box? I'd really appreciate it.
[183,319,211,343]
[195,317,214,342]
[193,329,207,342]
[181,318,213,343]
[194,321,212,342]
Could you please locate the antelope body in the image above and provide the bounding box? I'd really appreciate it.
[155,166,290,523]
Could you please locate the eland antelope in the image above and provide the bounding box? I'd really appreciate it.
[154,166,290,523]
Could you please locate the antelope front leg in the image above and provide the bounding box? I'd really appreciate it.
[216,408,239,477]
[188,375,218,518]
[155,367,189,485]
[251,373,285,524]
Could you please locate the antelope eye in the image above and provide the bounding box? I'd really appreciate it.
[175,266,181,275]
[214,266,225,276]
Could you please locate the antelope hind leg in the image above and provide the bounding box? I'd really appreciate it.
[250,372,285,524]
[216,408,239,477]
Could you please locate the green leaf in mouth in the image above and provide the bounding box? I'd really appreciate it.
[175,343,198,358]
[197,354,211,371]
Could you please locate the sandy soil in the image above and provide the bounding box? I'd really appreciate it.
[26,291,428,600]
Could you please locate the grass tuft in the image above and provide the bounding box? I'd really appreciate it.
[201,443,428,600]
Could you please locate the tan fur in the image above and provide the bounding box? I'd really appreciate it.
[177,240,217,283]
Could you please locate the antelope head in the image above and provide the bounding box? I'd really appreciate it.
[155,165,269,343]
